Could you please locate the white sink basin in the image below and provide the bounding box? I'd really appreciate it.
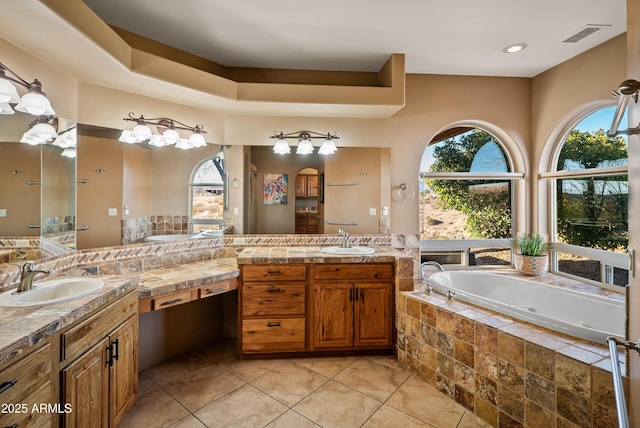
[321,246,375,255]
[0,278,105,308]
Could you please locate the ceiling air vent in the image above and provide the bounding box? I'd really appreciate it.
[562,24,610,43]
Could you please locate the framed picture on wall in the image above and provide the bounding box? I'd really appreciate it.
[318,173,324,204]
[263,173,288,205]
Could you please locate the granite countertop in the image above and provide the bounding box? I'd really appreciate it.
[236,246,409,264]
[137,257,239,298]
[0,274,139,366]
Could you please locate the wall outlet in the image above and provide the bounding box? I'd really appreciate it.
[108,208,118,216]
[0,209,6,217]
[382,206,389,216]
[369,208,376,215]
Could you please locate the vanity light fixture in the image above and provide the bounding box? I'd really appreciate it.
[502,43,527,54]
[20,115,58,145]
[0,62,55,115]
[270,131,339,155]
[119,112,208,150]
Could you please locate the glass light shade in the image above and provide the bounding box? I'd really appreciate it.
[119,130,139,144]
[53,132,76,148]
[296,138,314,155]
[0,79,20,103]
[161,127,180,145]
[29,122,57,141]
[61,147,76,158]
[188,132,206,147]
[132,123,152,141]
[15,92,55,116]
[175,138,193,150]
[148,134,168,147]
[272,138,291,154]
[318,138,337,155]
[0,102,14,114]
[20,132,46,145]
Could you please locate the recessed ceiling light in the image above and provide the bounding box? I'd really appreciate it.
[503,43,527,54]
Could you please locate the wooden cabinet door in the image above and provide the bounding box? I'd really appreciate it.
[109,314,138,427]
[295,175,308,197]
[307,175,319,197]
[354,283,393,347]
[62,337,109,428]
[312,283,353,349]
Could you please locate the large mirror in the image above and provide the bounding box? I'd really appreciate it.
[0,120,391,259]
[0,112,76,266]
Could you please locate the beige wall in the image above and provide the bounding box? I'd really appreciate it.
[324,147,388,235]
[0,143,40,236]
[123,144,153,218]
[76,134,123,249]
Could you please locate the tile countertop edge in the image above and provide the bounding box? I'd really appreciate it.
[0,274,139,367]
[235,246,409,264]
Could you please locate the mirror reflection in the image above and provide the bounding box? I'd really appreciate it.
[1,121,391,261]
[0,112,77,267]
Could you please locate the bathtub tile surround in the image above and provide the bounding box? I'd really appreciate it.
[121,216,153,245]
[151,215,190,235]
[397,288,627,428]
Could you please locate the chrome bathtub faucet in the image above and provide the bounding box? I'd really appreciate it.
[419,261,444,280]
[447,290,456,301]
[15,262,52,293]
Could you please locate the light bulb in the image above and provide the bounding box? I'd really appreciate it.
[273,138,291,154]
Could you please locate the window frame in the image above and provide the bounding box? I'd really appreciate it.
[189,157,225,232]
[541,106,629,291]
[419,127,525,268]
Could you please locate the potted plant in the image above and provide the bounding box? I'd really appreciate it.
[511,234,553,276]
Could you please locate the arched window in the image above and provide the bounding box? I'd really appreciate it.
[190,157,225,233]
[542,106,628,288]
[419,127,523,266]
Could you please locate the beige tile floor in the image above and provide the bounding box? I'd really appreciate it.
[120,343,491,428]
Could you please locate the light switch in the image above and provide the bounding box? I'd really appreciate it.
[233,207,239,215]
[108,208,118,216]
[369,208,376,215]
[382,206,389,216]
[0,209,6,217]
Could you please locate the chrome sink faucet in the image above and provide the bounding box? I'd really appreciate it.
[338,228,351,248]
[339,230,351,248]
[15,262,52,293]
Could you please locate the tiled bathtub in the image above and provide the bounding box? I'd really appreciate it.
[396,287,627,428]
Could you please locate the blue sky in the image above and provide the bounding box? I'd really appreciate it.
[420,106,628,173]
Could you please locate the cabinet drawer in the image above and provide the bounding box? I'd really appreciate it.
[242,318,305,352]
[0,342,52,405]
[61,290,137,364]
[242,264,306,282]
[0,380,54,428]
[199,278,237,299]
[243,283,305,316]
[308,216,319,226]
[313,264,393,280]
[153,289,193,310]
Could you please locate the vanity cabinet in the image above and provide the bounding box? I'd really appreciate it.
[0,338,56,428]
[239,262,394,357]
[61,290,138,428]
[240,264,307,354]
[295,212,319,234]
[295,174,318,198]
[311,264,394,350]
